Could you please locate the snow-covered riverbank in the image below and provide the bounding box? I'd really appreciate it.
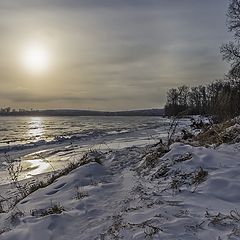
[1,137,240,239]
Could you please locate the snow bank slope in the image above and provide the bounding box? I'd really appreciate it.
[1,143,240,240]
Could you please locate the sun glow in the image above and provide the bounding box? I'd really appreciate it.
[21,43,50,74]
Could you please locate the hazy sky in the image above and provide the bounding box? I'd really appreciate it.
[0,0,232,110]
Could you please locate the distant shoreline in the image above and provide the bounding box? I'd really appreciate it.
[0,108,164,117]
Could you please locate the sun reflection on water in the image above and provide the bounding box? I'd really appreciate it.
[28,117,44,141]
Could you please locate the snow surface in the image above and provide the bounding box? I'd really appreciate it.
[1,140,240,240]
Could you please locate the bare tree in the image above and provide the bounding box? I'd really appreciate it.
[221,0,240,79]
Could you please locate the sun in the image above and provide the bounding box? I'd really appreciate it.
[21,43,50,74]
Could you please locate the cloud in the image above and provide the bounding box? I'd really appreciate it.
[0,0,232,110]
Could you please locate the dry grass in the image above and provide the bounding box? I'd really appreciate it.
[192,167,208,185]
[205,210,240,227]
[31,202,65,217]
[193,120,234,146]
[139,142,170,173]
[192,167,208,192]
[75,187,89,200]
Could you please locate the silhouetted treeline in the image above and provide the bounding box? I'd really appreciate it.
[164,79,240,120]
[165,0,240,121]
[0,108,164,117]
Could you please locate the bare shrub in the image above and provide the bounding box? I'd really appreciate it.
[4,154,28,199]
